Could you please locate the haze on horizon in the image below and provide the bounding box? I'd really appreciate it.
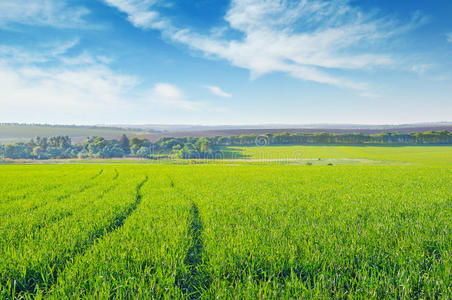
[0,0,451,125]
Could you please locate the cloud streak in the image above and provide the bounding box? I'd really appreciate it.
[0,39,80,64]
[103,0,167,29]
[205,85,232,98]
[0,0,90,28]
[102,0,426,93]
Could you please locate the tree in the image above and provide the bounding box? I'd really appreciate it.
[129,137,150,149]
[119,134,130,154]
[4,143,32,159]
[177,143,200,159]
[32,146,47,159]
[136,147,151,158]
[195,137,213,154]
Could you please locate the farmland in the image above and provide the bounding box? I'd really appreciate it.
[0,124,144,144]
[0,147,451,298]
[221,145,452,165]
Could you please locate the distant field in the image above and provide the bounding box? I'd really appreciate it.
[0,125,143,144]
[2,145,451,166]
[221,145,452,165]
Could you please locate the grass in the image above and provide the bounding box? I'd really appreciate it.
[220,145,452,165]
[0,146,450,298]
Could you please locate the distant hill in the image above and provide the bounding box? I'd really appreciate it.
[0,124,146,144]
[136,124,452,142]
[110,122,452,133]
[2,122,451,144]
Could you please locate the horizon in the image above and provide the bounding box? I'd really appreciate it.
[1,0,451,124]
[2,121,452,128]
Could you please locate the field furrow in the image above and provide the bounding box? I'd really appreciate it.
[175,202,210,299]
[0,172,122,248]
[169,165,452,298]
[0,171,148,297]
[44,174,190,299]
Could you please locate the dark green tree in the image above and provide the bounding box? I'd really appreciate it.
[119,134,130,154]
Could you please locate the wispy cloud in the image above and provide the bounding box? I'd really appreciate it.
[0,61,138,122]
[147,83,201,110]
[102,0,426,93]
[103,0,167,30]
[205,85,232,98]
[0,40,203,122]
[0,38,80,63]
[0,0,90,28]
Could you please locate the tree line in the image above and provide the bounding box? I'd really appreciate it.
[0,135,152,160]
[154,130,452,159]
[0,131,451,160]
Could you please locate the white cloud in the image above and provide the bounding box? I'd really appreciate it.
[0,60,138,115]
[205,85,232,98]
[0,39,204,122]
[0,64,202,123]
[0,39,81,65]
[0,0,90,28]
[103,0,165,29]
[147,83,201,110]
[153,82,183,99]
[102,0,422,93]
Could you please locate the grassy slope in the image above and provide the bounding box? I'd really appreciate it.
[0,125,142,144]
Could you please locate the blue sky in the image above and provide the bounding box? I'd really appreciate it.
[0,0,451,125]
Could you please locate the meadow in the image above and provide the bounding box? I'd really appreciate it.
[220,145,452,165]
[0,146,450,298]
[0,124,142,144]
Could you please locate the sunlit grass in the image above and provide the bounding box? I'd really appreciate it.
[0,148,450,298]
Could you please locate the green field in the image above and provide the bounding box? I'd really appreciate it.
[0,124,142,144]
[222,145,452,165]
[0,147,451,298]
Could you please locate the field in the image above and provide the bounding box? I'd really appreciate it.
[0,125,143,144]
[221,145,452,165]
[0,146,451,298]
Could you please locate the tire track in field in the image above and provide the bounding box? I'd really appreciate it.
[54,169,106,202]
[87,175,148,242]
[172,179,211,299]
[28,176,149,296]
[90,169,104,179]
